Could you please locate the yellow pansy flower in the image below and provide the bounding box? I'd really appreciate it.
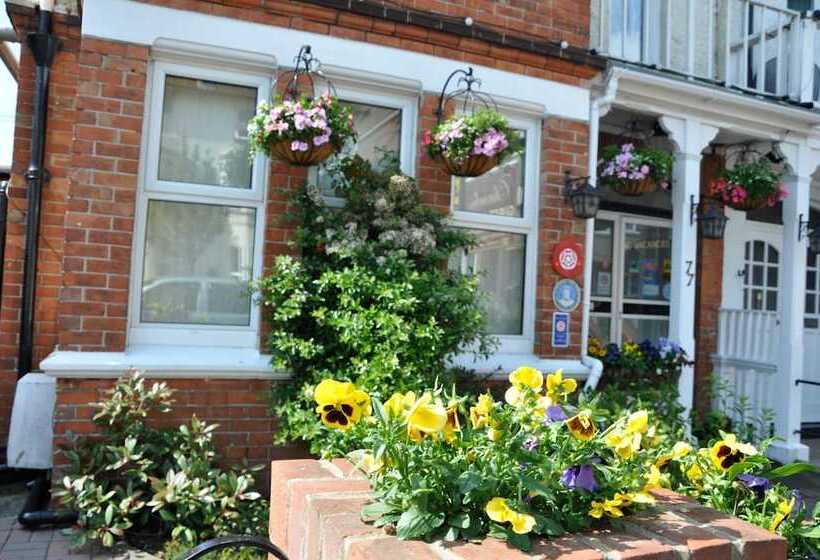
[625,410,649,435]
[768,497,796,533]
[509,366,543,391]
[605,429,641,460]
[487,425,502,441]
[672,441,692,459]
[469,394,494,429]
[504,386,526,407]
[686,463,704,482]
[643,464,662,491]
[406,393,447,439]
[545,369,577,402]
[354,453,384,475]
[710,434,758,470]
[566,410,597,441]
[589,497,624,519]
[384,391,416,419]
[313,379,370,431]
[485,498,535,534]
[443,402,461,443]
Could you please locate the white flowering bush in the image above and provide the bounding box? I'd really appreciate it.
[256,157,495,455]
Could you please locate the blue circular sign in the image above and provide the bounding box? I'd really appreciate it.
[553,279,581,313]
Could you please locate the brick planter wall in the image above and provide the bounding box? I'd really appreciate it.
[270,459,787,560]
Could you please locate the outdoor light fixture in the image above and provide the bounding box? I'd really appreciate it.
[564,172,601,219]
[798,214,820,254]
[690,195,728,240]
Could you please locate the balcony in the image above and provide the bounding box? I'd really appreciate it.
[592,0,820,106]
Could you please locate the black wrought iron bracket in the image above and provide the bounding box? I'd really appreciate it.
[798,213,813,242]
[563,171,593,201]
[434,67,475,122]
[689,195,699,226]
[795,379,820,387]
[179,536,289,560]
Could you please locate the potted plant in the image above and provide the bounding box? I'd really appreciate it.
[248,92,356,167]
[599,143,673,196]
[709,160,787,211]
[424,109,519,177]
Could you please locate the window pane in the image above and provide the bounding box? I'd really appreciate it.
[807,269,816,290]
[592,219,614,297]
[158,76,257,189]
[622,317,668,343]
[317,100,401,196]
[807,293,816,315]
[141,200,256,326]
[765,290,777,311]
[753,241,765,261]
[622,222,672,301]
[767,266,778,287]
[452,132,525,217]
[752,265,764,286]
[590,315,612,343]
[449,230,525,335]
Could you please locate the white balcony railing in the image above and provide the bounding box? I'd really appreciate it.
[593,0,820,105]
[716,307,780,365]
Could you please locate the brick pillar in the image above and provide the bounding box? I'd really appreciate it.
[693,153,725,416]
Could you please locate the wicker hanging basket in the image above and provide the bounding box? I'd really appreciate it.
[267,139,336,167]
[438,154,498,178]
[610,177,658,196]
[725,197,770,212]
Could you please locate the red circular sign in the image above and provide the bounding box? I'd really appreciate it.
[552,239,584,278]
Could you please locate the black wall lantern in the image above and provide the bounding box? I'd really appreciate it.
[564,172,601,219]
[690,195,728,240]
[799,214,820,254]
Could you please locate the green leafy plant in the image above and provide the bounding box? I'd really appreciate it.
[256,156,494,455]
[424,109,520,164]
[58,373,268,552]
[314,368,671,552]
[587,337,690,385]
[692,373,774,447]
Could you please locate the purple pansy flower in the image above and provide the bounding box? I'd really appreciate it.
[544,405,568,424]
[736,474,772,499]
[561,465,599,492]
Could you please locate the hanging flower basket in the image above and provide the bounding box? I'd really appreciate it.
[267,138,337,167]
[709,161,787,212]
[610,177,658,196]
[248,93,355,167]
[599,143,673,197]
[425,110,518,178]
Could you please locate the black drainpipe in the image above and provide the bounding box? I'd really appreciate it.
[17,5,59,379]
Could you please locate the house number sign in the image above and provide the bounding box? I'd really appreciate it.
[552,239,584,278]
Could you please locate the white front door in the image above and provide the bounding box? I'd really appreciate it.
[723,210,820,424]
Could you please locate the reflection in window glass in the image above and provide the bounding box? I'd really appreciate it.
[592,219,614,297]
[449,230,525,335]
[622,222,672,301]
[159,76,257,189]
[141,200,256,326]
[317,100,401,196]
[609,0,644,60]
[622,317,668,343]
[590,315,612,343]
[452,133,525,217]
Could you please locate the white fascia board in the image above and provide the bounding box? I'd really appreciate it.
[82,0,587,122]
[40,346,291,379]
[451,354,591,379]
[612,67,820,140]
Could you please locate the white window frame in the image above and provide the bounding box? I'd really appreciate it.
[128,60,271,348]
[591,211,672,344]
[311,81,417,207]
[449,115,540,355]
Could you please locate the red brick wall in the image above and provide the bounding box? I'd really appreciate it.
[0,8,81,443]
[3,0,597,458]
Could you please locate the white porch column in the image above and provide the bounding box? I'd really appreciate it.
[659,117,719,418]
[770,142,813,463]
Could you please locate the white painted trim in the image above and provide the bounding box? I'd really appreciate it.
[449,115,540,355]
[152,38,277,77]
[127,57,271,349]
[81,0,590,122]
[40,347,289,380]
[450,354,589,378]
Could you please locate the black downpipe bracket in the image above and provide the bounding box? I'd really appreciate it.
[17,7,59,378]
[18,472,77,529]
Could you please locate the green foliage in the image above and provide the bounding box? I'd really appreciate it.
[58,373,268,552]
[723,160,784,200]
[256,157,494,455]
[599,143,674,188]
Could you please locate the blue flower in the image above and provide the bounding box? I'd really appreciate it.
[560,465,599,492]
[736,474,772,499]
[544,405,568,424]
